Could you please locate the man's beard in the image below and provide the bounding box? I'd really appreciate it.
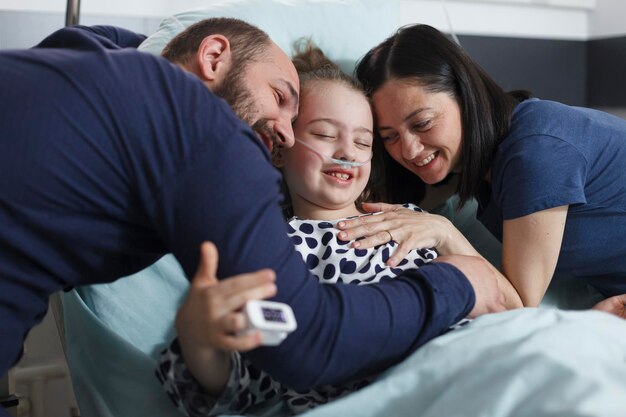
[213,67,279,155]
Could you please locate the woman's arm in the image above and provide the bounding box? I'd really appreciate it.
[502,206,568,307]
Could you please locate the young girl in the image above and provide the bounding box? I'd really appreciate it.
[274,46,437,288]
[157,44,468,417]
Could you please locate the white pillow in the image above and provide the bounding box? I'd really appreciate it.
[138,0,400,74]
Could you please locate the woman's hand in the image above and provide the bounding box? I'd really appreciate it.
[175,242,277,394]
[336,202,479,267]
[592,294,626,319]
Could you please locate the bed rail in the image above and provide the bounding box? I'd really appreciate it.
[65,0,81,26]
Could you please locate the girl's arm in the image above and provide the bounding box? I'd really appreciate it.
[158,342,287,417]
[502,206,568,307]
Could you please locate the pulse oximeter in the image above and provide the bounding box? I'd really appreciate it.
[243,300,297,346]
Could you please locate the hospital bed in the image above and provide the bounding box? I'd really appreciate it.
[58,1,626,417]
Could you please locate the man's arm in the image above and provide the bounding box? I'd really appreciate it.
[73,25,147,48]
[36,25,146,50]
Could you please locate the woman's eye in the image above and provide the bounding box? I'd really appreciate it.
[379,133,398,143]
[412,120,432,131]
[355,141,372,148]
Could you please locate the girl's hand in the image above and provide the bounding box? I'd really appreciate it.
[336,202,478,267]
[175,242,278,395]
[592,294,626,319]
[176,242,278,353]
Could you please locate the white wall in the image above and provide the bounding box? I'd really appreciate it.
[400,0,590,40]
[588,0,626,38]
[0,0,599,39]
[0,0,217,17]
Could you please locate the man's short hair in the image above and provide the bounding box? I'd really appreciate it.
[161,17,271,70]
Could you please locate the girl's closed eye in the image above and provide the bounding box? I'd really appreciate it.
[311,132,336,140]
[354,139,372,149]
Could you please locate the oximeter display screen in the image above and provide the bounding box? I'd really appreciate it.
[262,307,286,323]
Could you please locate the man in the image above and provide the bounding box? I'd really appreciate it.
[0,19,506,403]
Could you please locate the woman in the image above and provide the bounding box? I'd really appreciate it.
[339,24,626,316]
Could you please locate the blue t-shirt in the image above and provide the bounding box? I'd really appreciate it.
[478,98,626,295]
[0,26,475,387]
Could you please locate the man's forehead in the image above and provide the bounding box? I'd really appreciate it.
[268,44,299,85]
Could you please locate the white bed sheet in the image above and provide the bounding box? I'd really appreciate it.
[301,308,626,417]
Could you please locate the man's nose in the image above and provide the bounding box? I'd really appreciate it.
[273,121,295,149]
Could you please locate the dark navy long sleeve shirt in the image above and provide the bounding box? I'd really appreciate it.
[0,26,475,390]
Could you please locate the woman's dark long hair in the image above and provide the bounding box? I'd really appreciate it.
[356,24,529,207]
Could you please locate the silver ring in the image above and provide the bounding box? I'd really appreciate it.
[386,230,394,242]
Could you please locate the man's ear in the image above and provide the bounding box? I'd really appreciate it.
[272,148,286,168]
[195,34,232,83]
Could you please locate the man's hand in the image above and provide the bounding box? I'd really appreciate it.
[175,242,277,395]
[592,294,626,319]
[434,254,509,317]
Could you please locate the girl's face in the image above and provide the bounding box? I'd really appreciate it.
[278,81,373,220]
[372,78,463,185]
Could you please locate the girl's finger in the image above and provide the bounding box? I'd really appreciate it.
[192,241,220,289]
[219,331,264,352]
[220,312,250,335]
[190,270,276,318]
[217,269,276,298]
[217,278,278,314]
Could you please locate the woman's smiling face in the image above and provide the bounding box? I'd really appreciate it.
[372,78,463,185]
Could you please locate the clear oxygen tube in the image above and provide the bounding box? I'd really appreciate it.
[295,139,373,169]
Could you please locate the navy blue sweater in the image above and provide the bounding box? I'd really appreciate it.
[0,26,475,390]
